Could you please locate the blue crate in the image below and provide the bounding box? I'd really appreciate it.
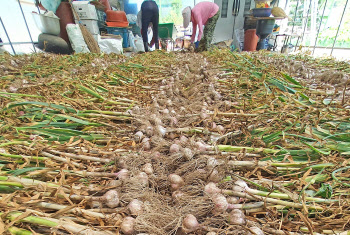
[106,27,129,48]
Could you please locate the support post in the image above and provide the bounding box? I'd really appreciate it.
[289,0,300,45]
[17,0,37,53]
[310,0,317,47]
[312,0,328,55]
[0,17,16,55]
[36,5,41,14]
[295,0,312,51]
[331,0,349,56]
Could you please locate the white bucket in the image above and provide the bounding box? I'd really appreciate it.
[32,12,60,36]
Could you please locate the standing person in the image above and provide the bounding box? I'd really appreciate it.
[140,0,159,52]
[182,2,220,52]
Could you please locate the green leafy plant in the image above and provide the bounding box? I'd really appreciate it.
[314,183,333,198]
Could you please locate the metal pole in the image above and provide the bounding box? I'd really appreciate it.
[231,0,239,39]
[284,0,289,10]
[0,17,16,55]
[0,41,38,45]
[295,0,311,51]
[36,5,41,14]
[310,0,317,46]
[331,0,349,56]
[34,0,41,13]
[312,0,327,55]
[289,0,300,45]
[17,0,37,52]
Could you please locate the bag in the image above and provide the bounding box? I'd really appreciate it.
[127,14,137,23]
[66,24,90,53]
[128,30,136,49]
[134,35,145,52]
[98,37,123,54]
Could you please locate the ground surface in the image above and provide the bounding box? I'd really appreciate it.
[0,50,350,235]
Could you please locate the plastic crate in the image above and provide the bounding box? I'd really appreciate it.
[158,23,174,39]
[72,1,98,20]
[75,19,99,34]
[106,27,129,48]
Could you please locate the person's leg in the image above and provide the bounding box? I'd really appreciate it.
[141,4,152,52]
[205,11,219,49]
[197,30,207,52]
[151,6,159,50]
[197,10,220,52]
[141,19,151,51]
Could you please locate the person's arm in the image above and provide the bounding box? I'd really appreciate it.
[196,21,204,42]
[191,22,197,43]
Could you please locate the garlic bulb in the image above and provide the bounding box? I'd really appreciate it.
[104,190,120,208]
[170,144,180,153]
[137,172,149,186]
[169,174,184,191]
[207,157,218,169]
[128,199,143,215]
[143,163,153,175]
[134,131,144,142]
[120,216,135,235]
[249,227,264,235]
[204,183,221,196]
[146,126,154,136]
[182,148,194,160]
[233,179,248,192]
[227,209,246,225]
[212,193,228,214]
[156,125,167,137]
[182,214,200,234]
[179,135,188,145]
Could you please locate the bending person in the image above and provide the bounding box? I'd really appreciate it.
[182,2,220,52]
[140,0,159,52]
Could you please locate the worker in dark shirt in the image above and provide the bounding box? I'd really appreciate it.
[140,0,159,52]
